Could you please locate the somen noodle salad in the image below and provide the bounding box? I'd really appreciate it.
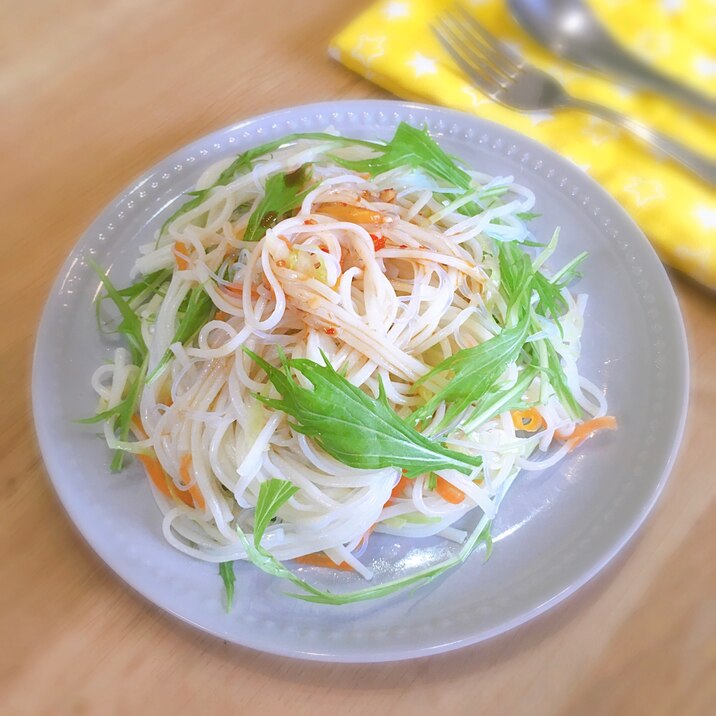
[83,123,616,606]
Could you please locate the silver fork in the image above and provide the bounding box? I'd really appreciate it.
[432,6,716,184]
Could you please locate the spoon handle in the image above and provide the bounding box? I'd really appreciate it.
[564,97,716,184]
[587,51,716,116]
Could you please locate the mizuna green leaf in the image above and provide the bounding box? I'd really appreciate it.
[333,123,479,215]
[246,349,482,478]
[78,357,148,472]
[412,310,531,429]
[89,261,147,364]
[236,517,493,605]
[544,341,581,420]
[161,133,379,233]
[148,283,216,383]
[516,211,541,221]
[244,165,314,242]
[253,478,299,547]
[218,561,236,612]
[461,366,539,433]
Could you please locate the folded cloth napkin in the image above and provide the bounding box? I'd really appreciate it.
[330,0,716,288]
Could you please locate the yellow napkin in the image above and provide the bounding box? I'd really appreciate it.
[330,0,716,288]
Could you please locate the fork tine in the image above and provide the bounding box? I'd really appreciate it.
[439,14,513,83]
[453,5,523,72]
[432,20,503,95]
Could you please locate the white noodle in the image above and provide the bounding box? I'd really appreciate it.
[88,132,608,589]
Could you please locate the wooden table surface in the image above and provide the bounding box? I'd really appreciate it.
[2,1,714,713]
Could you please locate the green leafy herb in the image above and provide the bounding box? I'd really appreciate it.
[148,283,216,383]
[496,240,534,319]
[244,164,314,242]
[498,235,587,330]
[115,268,172,305]
[534,255,587,328]
[462,366,539,433]
[516,211,541,221]
[89,261,147,364]
[78,357,148,471]
[412,310,531,429]
[217,480,300,611]
[253,478,299,546]
[333,123,479,215]
[95,268,172,336]
[219,561,236,612]
[161,133,378,233]
[236,515,493,605]
[476,184,509,203]
[495,237,584,419]
[246,349,482,478]
[544,342,581,419]
[550,251,587,286]
[334,122,471,189]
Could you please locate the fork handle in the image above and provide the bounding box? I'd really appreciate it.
[563,97,716,184]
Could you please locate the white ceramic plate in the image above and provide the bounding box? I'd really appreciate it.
[33,100,688,662]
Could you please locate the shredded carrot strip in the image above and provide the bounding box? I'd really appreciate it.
[131,416,195,507]
[173,241,191,270]
[222,282,243,296]
[137,454,194,508]
[388,475,411,502]
[295,553,354,571]
[179,454,205,510]
[316,202,385,224]
[557,416,618,451]
[435,477,465,504]
[512,408,544,432]
[215,310,230,321]
[131,414,146,437]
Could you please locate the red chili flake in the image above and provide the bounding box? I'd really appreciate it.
[304,218,318,225]
[370,234,386,251]
[320,245,329,253]
[324,327,337,335]
[275,259,286,268]
[399,244,408,249]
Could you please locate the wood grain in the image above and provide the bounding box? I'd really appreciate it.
[1,1,714,714]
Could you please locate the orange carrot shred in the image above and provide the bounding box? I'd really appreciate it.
[130,416,194,507]
[179,454,205,510]
[295,553,354,571]
[435,477,465,504]
[173,241,191,270]
[388,476,411,503]
[512,408,544,432]
[222,282,243,296]
[557,416,618,451]
[137,453,194,508]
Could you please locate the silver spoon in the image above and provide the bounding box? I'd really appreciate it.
[508,0,716,115]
